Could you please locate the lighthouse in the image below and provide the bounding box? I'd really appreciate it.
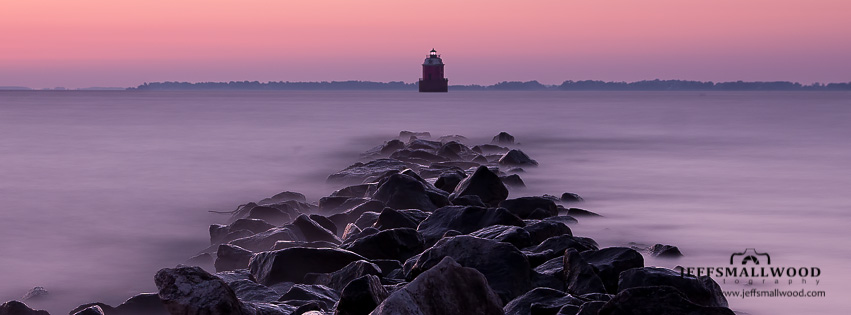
[418,49,448,92]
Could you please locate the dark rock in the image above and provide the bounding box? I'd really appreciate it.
[308,215,338,236]
[342,227,379,245]
[278,284,339,311]
[599,286,735,315]
[449,166,509,207]
[370,260,403,278]
[225,279,281,303]
[342,228,425,261]
[500,174,526,188]
[450,195,486,207]
[249,247,366,285]
[472,144,510,155]
[563,249,607,295]
[492,132,515,145]
[577,293,613,302]
[524,220,572,246]
[185,253,214,271]
[566,208,600,217]
[354,212,380,229]
[498,149,538,166]
[341,223,362,242]
[72,305,104,315]
[154,266,248,315]
[544,215,579,225]
[247,205,292,226]
[330,184,373,198]
[618,267,727,307]
[380,139,406,155]
[327,159,409,185]
[499,197,558,219]
[334,275,389,315]
[373,208,428,230]
[560,193,584,202]
[113,293,168,315]
[215,244,253,272]
[309,260,382,291]
[328,200,385,229]
[471,155,489,164]
[390,149,449,163]
[416,206,524,246]
[434,171,467,193]
[373,174,444,211]
[503,287,582,315]
[556,304,581,315]
[468,225,532,249]
[430,161,482,170]
[438,135,468,143]
[320,197,373,215]
[291,302,322,314]
[291,214,340,244]
[574,301,605,315]
[210,219,275,245]
[523,235,598,262]
[259,191,307,205]
[372,257,503,315]
[580,247,644,293]
[21,287,48,301]
[406,138,441,152]
[409,235,531,304]
[70,303,115,315]
[271,240,339,251]
[0,301,49,315]
[650,244,683,258]
[229,227,300,252]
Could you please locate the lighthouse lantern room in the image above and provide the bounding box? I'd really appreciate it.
[418,48,449,92]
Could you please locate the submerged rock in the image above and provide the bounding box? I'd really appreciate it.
[650,244,684,258]
[492,132,515,145]
[372,257,503,315]
[498,149,538,166]
[21,287,48,301]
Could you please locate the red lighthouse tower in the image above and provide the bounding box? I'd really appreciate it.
[418,49,448,92]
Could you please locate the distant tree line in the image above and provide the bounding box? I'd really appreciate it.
[129,79,851,91]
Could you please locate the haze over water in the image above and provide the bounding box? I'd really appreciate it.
[0,91,849,314]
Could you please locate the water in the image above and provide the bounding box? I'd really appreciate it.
[0,90,848,314]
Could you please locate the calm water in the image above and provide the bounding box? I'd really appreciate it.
[0,91,848,314]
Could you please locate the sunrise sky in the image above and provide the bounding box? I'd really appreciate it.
[1,0,849,88]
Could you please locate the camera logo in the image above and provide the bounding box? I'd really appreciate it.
[730,248,771,265]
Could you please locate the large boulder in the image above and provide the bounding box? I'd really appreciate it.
[449,166,509,207]
[215,244,254,272]
[290,215,341,244]
[249,248,366,285]
[372,208,429,230]
[498,197,558,219]
[599,286,735,315]
[0,301,49,315]
[617,267,727,308]
[278,284,340,311]
[306,260,382,292]
[523,221,572,246]
[492,132,515,145]
[498,150,538,166]
[334,275,389,315]
[154,266,248,315]
[328,159,409,184]
[371,257,503,315]
[522,235,598,263]
[228,227,301,252]
[503,287,583,315]
[579,247,644,293]
[328,200,386,229]
[649,244,683,258]
[113,293,168,315]
[416,206,524,246]
[341,228,424,261]
[468,225,532,249]
[224,279,281,303]
[210,219,275,245]
[563,249,607,295]
[373,174,442,211]
[434,171,467,193]
[73,305,105,315]
[408,235,531,304]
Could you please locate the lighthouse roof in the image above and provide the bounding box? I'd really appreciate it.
[423,56,443,65]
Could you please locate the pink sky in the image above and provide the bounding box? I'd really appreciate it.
[1,0,849,88]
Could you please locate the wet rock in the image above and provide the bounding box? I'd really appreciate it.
[229,227,301,252]
[342,227,379,245]
[342,228,424,261]
[320,197,373,215]
[580,247,644,293]
[73,305,105,315]
[249,247,366,285]
[409,235,531,304]
[247,205,293,226]
[566,208,600,217]
[500,174,526,188]
[449,166,509,207]
[472,144,510,155]
[380,139,406,155]
[574,301,605,315]
[468,225,532,249]
[334,275,389,315]
[599,286,734,315]
[291,214,341,244]
[373,208,428,230]
[372,257,503,315]
[434,171,467,193]
[308,215,338,236]
[492,132,515,145]
[499,197,558,220]
[560,193,584,203]
[354,212,380,229]
[400,131,432,140]
[523,235,598,263]
[328,200,386,229]
[327,159,409,185]
[370,260,403,278]
[210,219,275,245]
[450,195,486,207]
[406,139,441,152]
[259,191,307,205]
[341,224,362,242]
[271,240,338,251]
[390,149,449,163]
[650,244,683,258]
[373,174,444,211]
[113,293,168,315]
[278,284,339,311]
[416,206,524,246]
[556,304,581,315]
[503,287,583,315]
[154,266,248,315]
[618,267,727,307]
[70,303,115,315]
[524,220,572,246]
[331,184,374,198]
[215,244,253,272]
[0,301,49,315]
[225,279,281,303]
[544,215,579,225]
[563,249,607,295]
[307,260,382,291]
[21,287,48,301]
[498,149,538,166]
